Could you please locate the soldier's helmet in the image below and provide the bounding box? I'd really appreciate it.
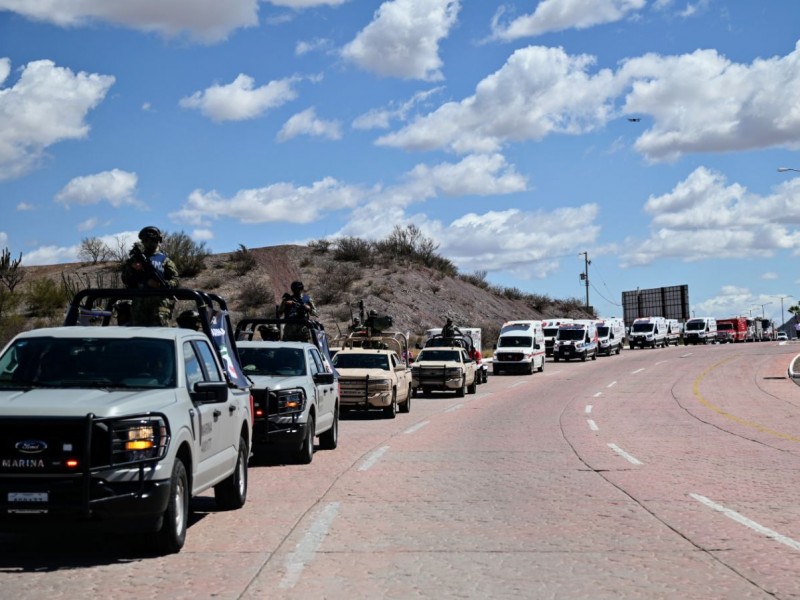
[138,226,163,242]
[291,281,304,293]
[176,310,201,330]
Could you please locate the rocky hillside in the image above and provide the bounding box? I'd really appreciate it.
[8,244,594,349]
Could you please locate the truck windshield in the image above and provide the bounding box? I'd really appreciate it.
[0,336,176,389]
[597,327,609,337]
[497,336,532,348]
[685,321,704,331]
[239,347,306,376]
[632,323,655,333]
[717,323,733,331]
[557,329,585,341]
[332,353,390,370]
[416,350,460,362]
[542,328,558,337]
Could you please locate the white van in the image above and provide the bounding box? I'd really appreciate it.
[665,319,683,346]
[553,319,598,362]
[493,320,546,375]
[542,318,573,357]
[597,317,625,356]
[629,317,667,349]
[684,317,717,345]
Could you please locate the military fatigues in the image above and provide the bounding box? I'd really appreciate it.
[279,293,318,342]
[121,247,179,326]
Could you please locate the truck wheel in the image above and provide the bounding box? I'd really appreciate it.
[399,386,411,413]
[554,356,560,362]
[215,436,248,510]
[319,406,339,450]
[383,390,397,419]
[581,352,587,362]
[493,365,500,375]
[456,377,466,398]
[296,415,315,464]
[467,375,477,394]
[483,369,489,383]
[591,349,597,361]
[154,458,189,555]
[526,361,534,375]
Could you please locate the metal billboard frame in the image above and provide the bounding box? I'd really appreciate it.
[622,285,690,326]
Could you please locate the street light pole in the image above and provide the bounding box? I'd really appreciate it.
[773,295,793,334]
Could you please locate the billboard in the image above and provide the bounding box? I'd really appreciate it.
[622,285,690,326]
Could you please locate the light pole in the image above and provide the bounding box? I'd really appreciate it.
[756,302,772,318]
[772,295,793,334]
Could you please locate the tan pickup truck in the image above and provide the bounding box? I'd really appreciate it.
[411,344,478,397]
[331,331,412,418]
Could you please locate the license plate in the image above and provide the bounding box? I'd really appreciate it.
[8,492,48,503]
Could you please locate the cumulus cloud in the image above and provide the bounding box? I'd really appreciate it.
[353,87,444,130]
[0,0,260,43]
[341,0,460,81]
[77,218,99,231]
[21,230,140,266]
[277,107,342,141]
[192,228,214,241]
[180,74,302,122]
[268,0,348,7]
[295,38,332,56]
[490,0,646,41]
[0,59,114,180]
[16,202,34,211]
[169,178,365,226]
[55,169,139,207]
[621,167,800,266]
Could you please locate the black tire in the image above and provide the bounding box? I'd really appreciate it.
[215,436,248,510]
[319,406,338,450]
[295,414,315,464]
[591,349,597,361]
[526,361,534,375]
[383,390,397,418]
[493,365,500,375]
[154,458,189,555]
[467,375,477,394]
[554,356,560,362]
[455,377,466,398]
[538,359,544,373]
[400,387,411,413]
[483,369,489,383]
[581,352,587,362]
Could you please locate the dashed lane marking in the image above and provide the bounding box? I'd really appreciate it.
[279,502,341,589]
[585,405,593,414]
[511,380,529,387]
[691,493,800,552]
[608,443,642,465]
[404,420,430,434]
[446,404,463,413]
[587,419,599,431]
[631,368,645,374]
[593,392,603,398]
[607,381,617,388]
[358,446,389,471]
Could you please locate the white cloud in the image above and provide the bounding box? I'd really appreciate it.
[16,202,34,211]
[55,169,139,207]
[490,0,646,41]
[378,45,620,153]
[761,272,778,280]
[621,167,800,266]
[0,232,7,247]
[0,59,114,180]
[180,74,302,122]
[21,230,140,266]
[353,87,444,130]
[267,0,348,7]
[277,107,342,142]
[295,38,332,56]
[77,218,99,231]
[341,0,460,81]
[0,0,260,43]
[169,178,365,226]
[192,229,214,241]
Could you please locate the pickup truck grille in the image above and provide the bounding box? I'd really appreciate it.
[495,352,523,362]
[0,417,110,475]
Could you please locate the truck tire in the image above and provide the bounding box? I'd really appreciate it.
[591,349,597,360]
[319,406,339,449]
[296,414,315,464]
[154,458,189,555]
[581,352,587,362]
[456,377,466,398]
[400,386,411,413]
[526,361,534,375]
[215,436,248,510]
[538,359,544,373]
[467,375,477,394]
[383,390,397,419]
[493,365,500,375]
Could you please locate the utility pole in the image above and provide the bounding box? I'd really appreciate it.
[579,251,591,310]
[773,295,792,334]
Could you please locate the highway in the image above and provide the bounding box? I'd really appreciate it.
[3,340,800,599]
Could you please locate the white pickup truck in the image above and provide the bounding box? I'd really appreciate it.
[0,288,253,555]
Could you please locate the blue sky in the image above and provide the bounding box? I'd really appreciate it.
[2,0,800,325]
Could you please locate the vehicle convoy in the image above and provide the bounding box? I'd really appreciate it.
[235,317,339,464]
[0,288,253,555]
[542,319,573,357]
[331,310,412,417]
[425,326,488,383]
[412,344,477,396]
[666,319,683,346]
[684,317,717,345]
[716,316,748,343]
[492,320,546,374]
[553,320,598,362]
[629,316,667,349]
[596,317,625,356]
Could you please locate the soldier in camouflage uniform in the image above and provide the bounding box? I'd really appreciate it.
[279,281,317,342]
[121,226,179,326]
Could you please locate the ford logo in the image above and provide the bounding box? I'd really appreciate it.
[15,440,48,454]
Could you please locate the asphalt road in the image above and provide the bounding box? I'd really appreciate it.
[2,340,800,599]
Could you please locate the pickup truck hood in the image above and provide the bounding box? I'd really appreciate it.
[336,368,394,379]
[248,374,308,390]
[414,361,460,368]
[0,388,177,418]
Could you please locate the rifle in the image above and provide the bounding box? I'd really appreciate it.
[129,245,170,289]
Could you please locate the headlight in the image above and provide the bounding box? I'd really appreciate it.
[368,378,392,391]
[445,368,462,377]
[411,367,420,376]
[112,417,169,464]
[275,388,306,414]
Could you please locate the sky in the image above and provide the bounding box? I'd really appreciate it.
[2,0,800,326]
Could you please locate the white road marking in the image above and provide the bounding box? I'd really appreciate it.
[681,353,693,358]
[404,420,430,434]
[587,419,599,431]
[279,502,341,589]
[607,443,642,465]
[655,360,669,365]
[691,494,800,552]
[607,381,617,388]
[631,368,645,374]
[585,405,593,414]
[446,404,463,413]
[593,392,603,398]
[358,446,389,471]
[511,380,529,387]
